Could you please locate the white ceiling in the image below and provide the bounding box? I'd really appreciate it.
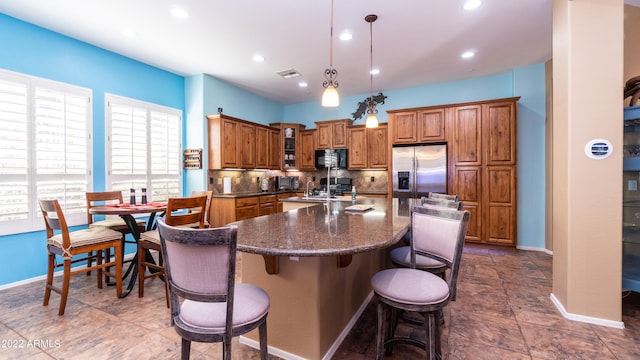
[0,1,636,105]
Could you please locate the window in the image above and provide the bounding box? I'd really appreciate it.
[0,70,92,236]
[105,94,182,203]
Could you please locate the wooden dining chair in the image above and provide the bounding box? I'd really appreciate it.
[39,199,123,316]
[157,219,270,360]
[371,206,470,359]
[190,190,213,227]
[137,195,208,307]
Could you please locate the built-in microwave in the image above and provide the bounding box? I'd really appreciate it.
[315,149,348,169]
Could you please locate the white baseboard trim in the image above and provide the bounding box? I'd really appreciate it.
[0,253,136,291]
[550,293,625,329]
[239,291,375,360]
[516,245,553,255]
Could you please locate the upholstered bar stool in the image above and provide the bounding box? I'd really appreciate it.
[372,206,469,359]
[138,195,208,307]
[158,219,270,360]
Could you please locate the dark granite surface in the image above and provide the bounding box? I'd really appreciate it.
[230,198,417,257]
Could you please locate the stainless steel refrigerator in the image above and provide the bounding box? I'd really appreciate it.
[392,144,447,198]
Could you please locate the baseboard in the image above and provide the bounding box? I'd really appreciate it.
[0,253,136,291]
[239,291,375,360]
[516,245,553,255]
[550,293,625,329]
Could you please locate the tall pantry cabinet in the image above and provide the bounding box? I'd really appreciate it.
[450,97,519,245]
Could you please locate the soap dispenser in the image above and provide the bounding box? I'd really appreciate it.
[351,186,356,201]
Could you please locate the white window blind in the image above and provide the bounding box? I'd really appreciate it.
[0,70,92,235]
[106,94,182,203]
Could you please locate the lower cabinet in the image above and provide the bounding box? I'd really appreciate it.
[452,165,516,245]
[211,193,291,227]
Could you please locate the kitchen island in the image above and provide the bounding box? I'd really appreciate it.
[232,197,413,360]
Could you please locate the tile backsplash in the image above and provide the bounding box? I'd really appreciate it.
[208,169,388,194]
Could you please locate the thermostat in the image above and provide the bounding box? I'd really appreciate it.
[584,139,613,160]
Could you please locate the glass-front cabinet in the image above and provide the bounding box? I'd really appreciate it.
[623,105,640,292]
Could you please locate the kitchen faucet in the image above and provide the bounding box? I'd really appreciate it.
[305,180,314,199]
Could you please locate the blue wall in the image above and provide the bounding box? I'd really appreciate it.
[0,13,547,286]
[0,14,185,285]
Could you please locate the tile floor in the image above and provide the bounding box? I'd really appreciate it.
[1,244,640,359]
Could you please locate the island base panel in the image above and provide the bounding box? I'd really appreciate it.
[241,250,386,360]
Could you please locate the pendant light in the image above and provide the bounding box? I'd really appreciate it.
[322,0,339,107]
[365,14,379,128]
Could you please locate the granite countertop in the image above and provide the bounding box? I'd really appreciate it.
[230,198,416,257]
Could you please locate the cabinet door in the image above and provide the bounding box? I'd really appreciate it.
[484,166,516,245]
[316,123,331,149]
[483,101,517,166]
[332,121,348,148]
[299,130,316,170]
[221,119,239,168]
[269,128,281,170]
[418,108,445,142]
[255,126,269,169]
[348,127,367,169]
[453,105,482,166]
[391,112,418,144]
[238,123,256,168]
[453,166,482,242]
[368,125,388,169]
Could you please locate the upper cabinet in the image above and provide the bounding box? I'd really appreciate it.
[452,105,482,166]
[207,114,240,169]
[299,129,316,170]
[388,108,445,144]
[347,124,387,170]
[315,119,352,149]
[270,123,306,170]
[207,114,279,170]
[268,128,281,170]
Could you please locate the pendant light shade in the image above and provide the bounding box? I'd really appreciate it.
[365,14,379,128]
[321,0,339,107]
[322,83,339,107]
[366,113,379,128]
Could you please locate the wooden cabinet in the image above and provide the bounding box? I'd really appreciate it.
[270,123,306,170]
[207,114,280,170]
[211,193,288,227]
[315,119,351,149]
[347,124,387,169]
[299,129,316,170]
[450,98,518,246]
[238,123,256,168]
[347,127,367,169]
[207,114,240,169]
[269,128,281,170]
[452,105,482,165]
[255,126,269,169]
[389,108,445,145]
[368,124,388,169]
[259,195,277,216]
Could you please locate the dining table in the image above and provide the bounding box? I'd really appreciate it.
[89,202,167,298]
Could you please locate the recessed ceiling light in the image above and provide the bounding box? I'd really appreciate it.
[298,82,308,87]
[461,51,476,59]
[121,28,137,38]
[170,7,189,19]
[253,55,265,62]
[370,69,380,75]
[463,0,482,10]
[339,32,352,41]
